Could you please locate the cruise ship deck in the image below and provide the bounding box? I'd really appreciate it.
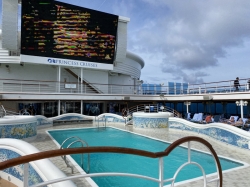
[0,0,250,186]
[30,121,250,187]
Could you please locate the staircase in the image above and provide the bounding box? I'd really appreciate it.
[66,68,103,94]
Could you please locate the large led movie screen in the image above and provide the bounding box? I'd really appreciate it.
[21,0,118,66]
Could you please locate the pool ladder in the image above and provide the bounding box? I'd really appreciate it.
[95,115,107,130]
[60,136,90,174]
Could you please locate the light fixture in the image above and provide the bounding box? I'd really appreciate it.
[5,65,10,73]
[184,101,191,114]
[235,100,248,119]
[184,101,191,105]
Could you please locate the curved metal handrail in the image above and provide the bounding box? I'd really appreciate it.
[0,136,222,187]
[60,136,90,173]
[125,104,181,118]
[0,105,6,117]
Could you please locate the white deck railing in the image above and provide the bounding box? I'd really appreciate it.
[0,78,249,95]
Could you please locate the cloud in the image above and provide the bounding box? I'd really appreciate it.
[162,64,208,83]
[130,0,250,83]
[111,0,135,17]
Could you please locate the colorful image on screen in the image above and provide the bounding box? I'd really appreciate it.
[21,0,118,64]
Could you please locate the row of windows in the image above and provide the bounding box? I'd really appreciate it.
[164,102,250,118]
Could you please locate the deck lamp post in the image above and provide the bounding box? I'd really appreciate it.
[235,100,248,119]
[184,101,191,114]
[160,105,164,112]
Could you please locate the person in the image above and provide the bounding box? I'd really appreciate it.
[248,79,250,90]
[225,116,235,124]
[243,117,250,131]
[234,77,240,91]
[211,115,214,123]
[232,118,243,127]
[205,113,212,123]
[122,107,128,117]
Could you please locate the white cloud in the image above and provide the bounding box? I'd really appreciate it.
[130,0,250,83]
[111,0,135,17]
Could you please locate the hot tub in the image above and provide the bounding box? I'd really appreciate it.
[133,112,174,128]
[0,116,37,140]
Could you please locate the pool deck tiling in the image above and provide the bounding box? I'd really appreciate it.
[28,122,250,187]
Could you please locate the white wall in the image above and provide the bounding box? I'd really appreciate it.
[0,63,57,81]
[82,69,108,85]
[108,74,133,94]
[113,52,144,79]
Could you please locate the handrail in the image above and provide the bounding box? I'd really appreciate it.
[0,105,6,117]
[0,105,21,117]
[0,77,249,86]
[125,104,181,118]
[60,136,90,173]
[0,136,223,187]
[95,115,107,129]
[1,77,250,95]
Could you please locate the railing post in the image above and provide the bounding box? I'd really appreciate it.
[230,81,232,92]
[98,116,99,128]
[188,141,191,163]
[104,115,106,129]
[159,157,164,187]
[174,82,176,95]
[2,80,3,92]
[23,163,29,187]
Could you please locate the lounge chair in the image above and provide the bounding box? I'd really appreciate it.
[184,113,191,120]
[191,113,199,122]
[213,115,221,122]
[230,116,239,122]
[191,113,203,123]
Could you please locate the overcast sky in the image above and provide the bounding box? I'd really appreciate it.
[1,0,250,84]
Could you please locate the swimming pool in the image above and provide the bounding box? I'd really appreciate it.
[48,127,245,187]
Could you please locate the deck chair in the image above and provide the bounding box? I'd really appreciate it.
[197,113,203,122]
[184,113,191,120]
[191,113,201,122]
[242,118,248,125]
[191,113,199,121]
[213,115,221,122]
[230,116,239,122]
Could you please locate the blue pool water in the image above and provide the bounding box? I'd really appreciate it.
[49,127,243,187]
